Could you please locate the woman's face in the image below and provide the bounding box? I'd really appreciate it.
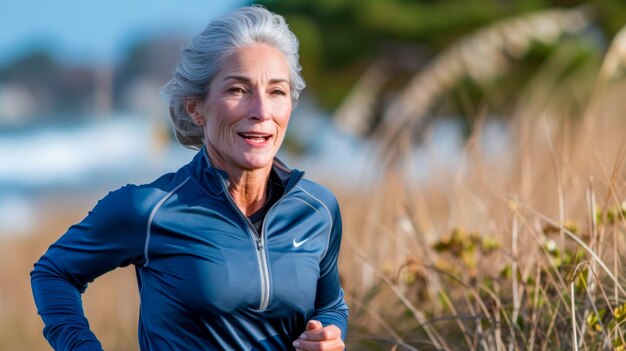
[198,43,292,172]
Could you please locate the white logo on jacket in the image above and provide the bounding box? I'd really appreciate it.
[292,238,309,248]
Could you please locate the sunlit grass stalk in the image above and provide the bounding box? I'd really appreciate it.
[484,282,514,350]
[541,115,568,256]
[349,242,450,350]
[579,178,598,347]
[348,295,416,350]
[583,265,610,346]
[570,282,579,350]
[592,146,626,305]
[513,200,625,297]
[510,202,521,351]
[540,293,564,351]
[436,290,475,349]
[527,264,542,350]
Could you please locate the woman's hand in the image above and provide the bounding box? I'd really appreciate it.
[292,320,345,351]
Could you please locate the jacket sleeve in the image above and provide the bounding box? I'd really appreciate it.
[30,187,146,350]
[311,199,349,340]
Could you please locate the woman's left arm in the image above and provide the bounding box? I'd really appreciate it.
[312,204,348,332]
[293,199,348,350]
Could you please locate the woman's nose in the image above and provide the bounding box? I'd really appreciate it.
[248,93,271,121]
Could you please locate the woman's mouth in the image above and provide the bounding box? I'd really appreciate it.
[238,132,272,144]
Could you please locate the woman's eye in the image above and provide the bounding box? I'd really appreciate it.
[272,89,287,96]
[228,87,246,94]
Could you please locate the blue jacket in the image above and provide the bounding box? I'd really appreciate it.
[31,148,348,350]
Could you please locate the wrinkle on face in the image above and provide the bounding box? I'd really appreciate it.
[192,43,293,215]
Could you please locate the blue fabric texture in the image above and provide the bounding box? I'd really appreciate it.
[31,148,348,350]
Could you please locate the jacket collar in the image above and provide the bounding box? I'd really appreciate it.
[187,146,304,194]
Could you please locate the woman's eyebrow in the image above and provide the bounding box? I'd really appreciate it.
[223,75,289,84]
[223,75,249,82]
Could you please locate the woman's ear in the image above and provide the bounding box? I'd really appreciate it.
[184,98,205,126]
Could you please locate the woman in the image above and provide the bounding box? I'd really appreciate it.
[31,6,348,351]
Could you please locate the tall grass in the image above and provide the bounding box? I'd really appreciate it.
[0,196,140,351]
[341,20,626,351]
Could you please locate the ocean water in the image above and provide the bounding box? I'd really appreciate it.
[0,115,196,235]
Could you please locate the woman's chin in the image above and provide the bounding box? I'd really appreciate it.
[239,155,274,171]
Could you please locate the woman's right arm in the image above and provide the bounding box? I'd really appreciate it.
[31,186,146,350]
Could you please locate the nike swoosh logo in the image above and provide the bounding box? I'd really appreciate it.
[293,238,309,248]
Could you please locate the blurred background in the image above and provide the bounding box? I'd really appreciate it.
[2,1,626,350]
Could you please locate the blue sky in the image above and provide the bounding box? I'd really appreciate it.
[0,0,247,65]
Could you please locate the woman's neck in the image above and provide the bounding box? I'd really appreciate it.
[206,146,271,217]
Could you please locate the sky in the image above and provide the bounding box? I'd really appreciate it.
[0,0,247,65]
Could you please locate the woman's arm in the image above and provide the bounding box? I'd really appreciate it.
[293,198,348,350]
[31,187,146,350]
[311,202,348,336]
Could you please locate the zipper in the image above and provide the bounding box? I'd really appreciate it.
[216,174,272,311]
[213,167,304,311]
[253,180,302,309]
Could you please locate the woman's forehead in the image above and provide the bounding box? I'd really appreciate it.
[215,43,290,82]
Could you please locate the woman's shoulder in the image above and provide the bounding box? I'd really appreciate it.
[99,170,191,217]
[295,177,340,210]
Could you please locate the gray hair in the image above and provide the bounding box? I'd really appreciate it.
[161,5,306,149]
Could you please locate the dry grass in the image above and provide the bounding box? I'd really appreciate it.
[0,195,139,351]
[340,109,626,349]
[339,21,626,350]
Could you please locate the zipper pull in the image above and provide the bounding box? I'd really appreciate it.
[256,240,264,250]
